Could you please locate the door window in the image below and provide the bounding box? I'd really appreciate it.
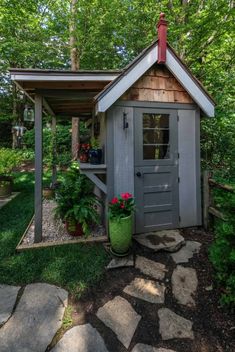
[143,113,170,159]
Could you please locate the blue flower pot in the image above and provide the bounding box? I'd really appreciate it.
[89,148,103,164]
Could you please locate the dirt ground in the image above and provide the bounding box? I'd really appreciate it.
[69,227,235,352]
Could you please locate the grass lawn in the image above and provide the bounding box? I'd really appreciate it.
[0,171,109,298]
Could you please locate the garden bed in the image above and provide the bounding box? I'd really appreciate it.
[17,199,107,251]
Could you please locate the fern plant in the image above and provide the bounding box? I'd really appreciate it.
[54,164,100,237]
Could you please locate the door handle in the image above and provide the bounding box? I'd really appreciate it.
[136,172,142,177]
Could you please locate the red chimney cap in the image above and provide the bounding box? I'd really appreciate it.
[157,13,168,64]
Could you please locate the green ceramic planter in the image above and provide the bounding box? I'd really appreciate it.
[109,215,133,255]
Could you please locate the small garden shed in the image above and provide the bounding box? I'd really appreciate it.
[10,14,215,242]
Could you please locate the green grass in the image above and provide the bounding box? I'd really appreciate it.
[0,171,109,298]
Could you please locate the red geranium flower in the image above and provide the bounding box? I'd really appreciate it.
[120,202,125,208]
[111,197,118,204]
[121,192,132,200]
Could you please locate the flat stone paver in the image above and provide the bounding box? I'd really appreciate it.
[96,295,141,349]
[51,324,108,352]
[172,266,198,307]
[136,256,167,280]
[0,283,68,352]
[124,278,165,304]
[158,308,194,340]
[132,344,176,352]
[0,284,20,325]
[134,230,185,252]
[107,254,134,269]
[171,241,201,263]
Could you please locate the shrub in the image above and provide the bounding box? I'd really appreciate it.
[54,163,100,236]
[0,148,24,175]
[209,187,235,308]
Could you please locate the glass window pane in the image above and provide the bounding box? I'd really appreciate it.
[143,114,169,129]
[143,130,169,144]
[142,113,170,160]
[143,145,170,160]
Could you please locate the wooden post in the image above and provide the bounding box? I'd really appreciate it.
[72,117,79,160]
[51,115,57,186]
[203,170,210,230]
[34,94,43,243]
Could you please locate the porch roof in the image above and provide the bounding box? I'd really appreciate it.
[10,69,121,118]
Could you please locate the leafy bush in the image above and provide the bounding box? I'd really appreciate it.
[209,187,235,308]
[0,148,24,175]
[55,163,100,236]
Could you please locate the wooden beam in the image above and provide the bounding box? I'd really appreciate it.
[72,117,79,159]
[42,97,56,116]
[208,206,226,221]
[208,178,234,193]
[21,81,109,90]
[34,94,43,243]
[51,115,57,186]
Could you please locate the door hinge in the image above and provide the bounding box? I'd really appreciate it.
[178,152,180,159]
[179,215,181,222]
[178,176,180,183]
[177,114,179,122]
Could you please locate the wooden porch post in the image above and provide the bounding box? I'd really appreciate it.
[51,115,57,186]
[72,117,79,159]
[34,94,43,243]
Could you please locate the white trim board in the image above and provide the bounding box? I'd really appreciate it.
[166,48,214,117]
[96,45,215,117]
[11,74,119,82]
[97,44,159,113]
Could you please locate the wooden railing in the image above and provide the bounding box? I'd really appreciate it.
[203,170,235,230]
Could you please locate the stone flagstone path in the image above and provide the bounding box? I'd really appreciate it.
[0,229,202,352]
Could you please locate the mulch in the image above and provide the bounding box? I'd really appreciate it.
[69,227,235,352]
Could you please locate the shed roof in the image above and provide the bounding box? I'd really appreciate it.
[10,69,120,118]
[95,40,215,117]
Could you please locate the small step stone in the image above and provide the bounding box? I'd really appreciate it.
[106,254,134,269]
[51,324,109,352]
[171,241,201,263]
[158,308,194,340]
[136,256,167,280]
[0,284,21,326]
[132,344,176,352]
[124,278,165,304]
[96,296,141,349]
[134,230,185,252]
[172,266,198,307]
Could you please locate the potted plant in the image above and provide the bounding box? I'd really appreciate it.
[109,192,135,256]
[78,143,90,163]
[0,148,23,198]
[89,137,102,164]
[54,164,100,236]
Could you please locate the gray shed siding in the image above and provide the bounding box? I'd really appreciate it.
[178,109,201,227]
[106,105,134,199]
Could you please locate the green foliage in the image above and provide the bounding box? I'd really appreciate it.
[209,186,235,308]
[55,164,100,236]
[0,148,24,175]
[90,137,100,150]
[0,171,108,298]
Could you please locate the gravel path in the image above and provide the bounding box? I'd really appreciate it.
[22,200,105,245]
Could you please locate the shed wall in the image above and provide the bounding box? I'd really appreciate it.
[178,109,201,227]
[106,106,134,199]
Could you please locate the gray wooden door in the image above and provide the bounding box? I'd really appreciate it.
[134,108,179,233]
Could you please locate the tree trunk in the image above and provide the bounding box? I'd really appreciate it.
[70,0,79,71]
[70,0,80,159]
